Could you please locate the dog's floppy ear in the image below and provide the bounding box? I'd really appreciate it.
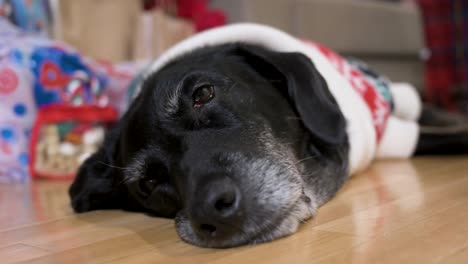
[237,45,346,146]
[68,124,127,213]
[68,94,145,213]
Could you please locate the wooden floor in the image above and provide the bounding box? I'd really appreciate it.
[1,157,468,263]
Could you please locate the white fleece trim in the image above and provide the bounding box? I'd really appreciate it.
[390,82,422,121]
[376,116,419,159]
[140,23,379,174]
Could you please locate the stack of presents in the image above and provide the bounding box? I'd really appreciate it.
[0,0,226,182]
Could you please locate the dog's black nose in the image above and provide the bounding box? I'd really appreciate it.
[189,177,243,240]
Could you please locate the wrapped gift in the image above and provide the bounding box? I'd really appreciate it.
[0,19,140,182]
[29,105,116,180]
[0,64,36,183]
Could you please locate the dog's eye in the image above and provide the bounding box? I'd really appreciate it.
[139,178,157,195]
[192,84,214,107]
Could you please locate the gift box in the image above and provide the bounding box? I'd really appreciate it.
[55,0,140,62]
[0,64,36,183]
[132,8,195,61]
[0,18,140,182]
[29,105,117,180]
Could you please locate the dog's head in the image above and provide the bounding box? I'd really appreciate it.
[69,44,349,248]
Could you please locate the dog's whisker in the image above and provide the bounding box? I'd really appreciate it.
[116,174,135,186]
[299,165,323,177]
[98,161,128,171]
[294,156,317,165]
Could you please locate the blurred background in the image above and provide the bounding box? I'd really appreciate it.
[0,0,466,183]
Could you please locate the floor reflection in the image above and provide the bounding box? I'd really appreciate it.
[349,160,424,263]
[0,180,72,229]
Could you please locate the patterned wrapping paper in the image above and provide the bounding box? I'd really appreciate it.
[0,63,36,183]
[0,19,140,183]
[0,19,39,182]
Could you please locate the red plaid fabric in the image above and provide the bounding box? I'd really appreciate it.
[418,0,468,113]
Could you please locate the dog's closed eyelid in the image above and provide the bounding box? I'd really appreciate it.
[138,178,157,196]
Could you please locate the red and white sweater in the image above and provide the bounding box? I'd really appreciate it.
[139,23,422,174]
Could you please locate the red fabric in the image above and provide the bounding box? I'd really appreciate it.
[305,41,391,143]
[193,9,226,32]
[418,0,468,113]
[144,0,226,32]
[176,0,206,18]
[175,0,226,32]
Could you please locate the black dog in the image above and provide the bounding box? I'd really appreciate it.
[69,27,468,248]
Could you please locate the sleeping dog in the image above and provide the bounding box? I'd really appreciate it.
[69,24,468,248]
